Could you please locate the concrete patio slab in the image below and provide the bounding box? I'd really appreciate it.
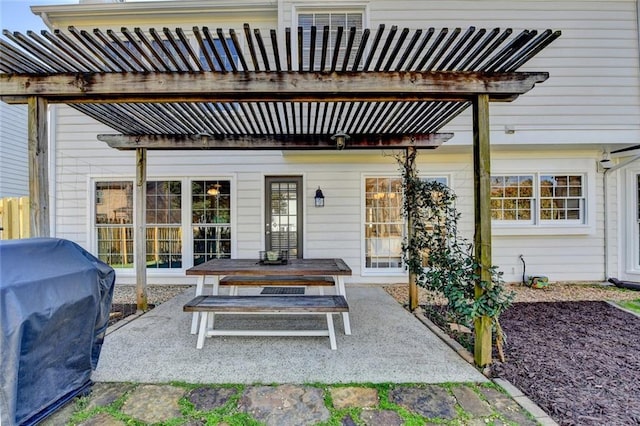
[93,285,487,384]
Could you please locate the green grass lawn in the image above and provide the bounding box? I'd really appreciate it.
[617,299,640,314]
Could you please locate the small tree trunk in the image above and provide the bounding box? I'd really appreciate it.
[405,147,419,311]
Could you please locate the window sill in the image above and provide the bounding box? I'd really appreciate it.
[492,225,595,236]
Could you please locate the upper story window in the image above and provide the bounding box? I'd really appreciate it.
[107,37,191,71]
[152,39,190,70]
[491,173,585,225]
[199,38,238,71]
[298,10,364,70]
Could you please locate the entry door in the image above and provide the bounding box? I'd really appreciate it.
[265,176,303,258]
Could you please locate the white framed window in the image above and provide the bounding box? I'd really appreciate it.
[95,181,134,268]
[540,174,584,223]
[151,39,190,70]
[191,180,232,265]
[491,173,586,226]
[145,181,182,269]
[362,175,449,273]
[93,178,234,271]
[364,176,404,270]
[297,8,365,70]
[491,175,534,223]
[198,37,239,71]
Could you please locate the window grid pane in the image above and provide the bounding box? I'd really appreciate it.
[490,175,534,221]
[146,226,182,269]
[193,225,232,265]
[540,175,584,222]
[198,38,239,71]
[299,12,363,70]
[97,226,133,268]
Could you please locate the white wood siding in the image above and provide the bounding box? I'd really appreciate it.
[54,104,610,283]
[0,104,28,197]
[283,0,640,146]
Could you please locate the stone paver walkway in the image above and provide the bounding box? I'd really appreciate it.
[42,381,548,425]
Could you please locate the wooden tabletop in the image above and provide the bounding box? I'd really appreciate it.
[186,258,352,276]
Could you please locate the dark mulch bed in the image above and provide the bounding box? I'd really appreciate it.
[491,302,640,426]
[108,303,155,327]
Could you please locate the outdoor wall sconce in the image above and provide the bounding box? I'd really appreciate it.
[331,130,350,150]
[600,158,614,169]
[599,153,614,170]
[315,187,325,207]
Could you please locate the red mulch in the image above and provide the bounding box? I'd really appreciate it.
[491,301,640,426]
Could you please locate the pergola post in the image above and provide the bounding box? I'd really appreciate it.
[406,146,419,311]
[135,148,148,311]
[27,96,50,237]
[472,94,493,367]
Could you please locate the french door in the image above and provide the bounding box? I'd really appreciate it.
[265,176,303,258]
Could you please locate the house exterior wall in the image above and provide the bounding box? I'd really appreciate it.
[36,0,640,285]
[0,104,28,197]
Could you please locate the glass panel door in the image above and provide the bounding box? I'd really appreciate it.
[265,176,303,258]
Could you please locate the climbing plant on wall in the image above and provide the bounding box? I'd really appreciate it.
[397,151,513,359]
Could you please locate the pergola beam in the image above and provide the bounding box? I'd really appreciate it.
[97,133,453,150]
[1,71,548,103]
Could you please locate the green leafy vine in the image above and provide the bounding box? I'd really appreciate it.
[397,152,513,357]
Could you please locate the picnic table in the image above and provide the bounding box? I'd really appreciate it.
[185,258,352,341]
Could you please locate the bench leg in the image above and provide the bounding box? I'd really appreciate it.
[336,276,352,335]
[196,312,209,349]
[191,275,206,334]
[326,313,337,350]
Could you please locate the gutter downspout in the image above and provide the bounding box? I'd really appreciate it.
[603,154,640,280]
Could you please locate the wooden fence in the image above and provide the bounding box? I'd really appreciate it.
[0,196,30,240]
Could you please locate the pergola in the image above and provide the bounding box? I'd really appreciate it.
[0,23,560,365]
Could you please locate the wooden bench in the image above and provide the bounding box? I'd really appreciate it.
[219,275,335,294]
[184,295,349,350]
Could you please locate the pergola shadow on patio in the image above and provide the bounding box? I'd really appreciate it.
[93,286,487,384]
[0,22,560,365]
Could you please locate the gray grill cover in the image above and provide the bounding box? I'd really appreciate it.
[0,238,115,425]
